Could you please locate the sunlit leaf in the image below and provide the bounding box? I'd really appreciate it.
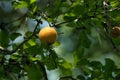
[12,1,28,9]
[30,0,36,4]
[23,39,36,49]
[52,41,60,47]
[58,58,72,75]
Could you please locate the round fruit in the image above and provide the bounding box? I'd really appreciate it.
[38,27,57,43]
[111,26,120,38]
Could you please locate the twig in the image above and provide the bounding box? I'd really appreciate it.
[10,20,39,54]
[53,18,76,27]
[102,0,119,51]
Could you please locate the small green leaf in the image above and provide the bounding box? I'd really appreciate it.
[10,33,21,41]
[103,58,116,78]
[77,58,89,67]
[104,58,115,70]
[25,31,32,37]
[27,11,36,18]
[79,31,91,48]
[23,39,36,49]
[52,41,60,47]
[82,67,91,76]
[64,15,76,21]
[59,58,72,70]
[44,51,58,70]
[58,58,72,75]
[77,75,85,80]
[91,69,103,79]
[73,47,84,64]
[24,63,42,80]
[0,31,9,47]
[29,55,40,61]
[30,0,36,4]
[89,61,102,69]
[12,1,28,9]
[24,45,42,55]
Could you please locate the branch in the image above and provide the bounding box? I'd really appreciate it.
[10,20,40,54]
[102,0,119,51]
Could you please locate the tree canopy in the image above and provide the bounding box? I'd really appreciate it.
[0,0,120,80]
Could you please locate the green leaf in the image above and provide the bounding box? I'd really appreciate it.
[10,33,21,41]
[12,1,28,9]
[0,65,5,78]
[44,51,58,70]
[25,31,32,37]
[77,75,85,80]
[112,37,120,46]
[104,58,116,70]
[58,58,72,75]
[72,4,86,16]
[77,58,89,67]
[0,31,9,47]
[82,67,91,76]
[29,55,40,61]
[114,69,120,76]
[24,63,42,80]
[0,65,14,80]
[64,15,76,21]
[89,61,102,69]
[110,0,119,8]
[79,31,91,48]
[91,69,103,79]
[30,0,36,4]
[103,58,116,78]
[24,45,42,55]
[60,61,72,69]
[27,11,36,18]
[23,39,36,49]
[73,47,84,64]
[52,41,60,47]
[7,63,21,73]
[10,53,21,61]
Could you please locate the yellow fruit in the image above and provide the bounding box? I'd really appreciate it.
[38,27,57,43]
[111,26,120,38]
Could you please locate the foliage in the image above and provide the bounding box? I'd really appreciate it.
[0,0,120,80]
